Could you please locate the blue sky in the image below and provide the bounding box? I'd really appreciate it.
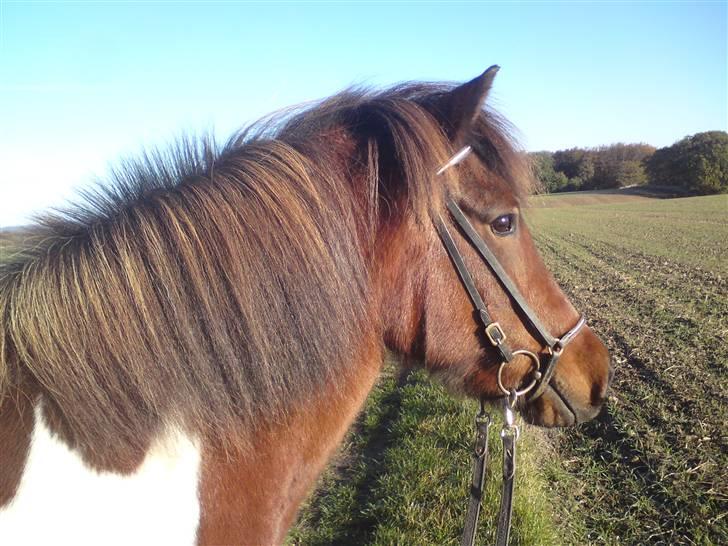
[1,1,725,226]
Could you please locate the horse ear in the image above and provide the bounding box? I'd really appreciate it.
[432,65,500,143]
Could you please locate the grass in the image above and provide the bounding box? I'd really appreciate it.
[528,193,728,273]
[288,366,567,545]
[528,185,687,209]
[527,193,727,545]
[291,192,727,545]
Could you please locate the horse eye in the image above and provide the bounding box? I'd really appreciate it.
[491,214,515,235]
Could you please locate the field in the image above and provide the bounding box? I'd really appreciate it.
[527,193,727,544]
[289,192,728,545]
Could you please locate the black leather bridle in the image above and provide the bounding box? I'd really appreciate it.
[434,146,587,546]
[435,197,587,404]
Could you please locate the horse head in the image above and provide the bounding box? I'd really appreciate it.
[374,67,612,426]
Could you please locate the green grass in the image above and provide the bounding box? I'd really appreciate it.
[529,185,689,208]
[527,194,728,273]
[288,367,566,545]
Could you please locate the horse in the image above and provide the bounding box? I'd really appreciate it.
[0,66,612,544]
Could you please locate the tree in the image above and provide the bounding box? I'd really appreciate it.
[576,155,596,185]
[615,160,648,187]
[553,148,593,180]
[646,131,728,194]
[529,152,569,193]
[589,143,655,189]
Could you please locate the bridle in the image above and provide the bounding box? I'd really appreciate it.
[436,197,587,405]
[435,146,587,546]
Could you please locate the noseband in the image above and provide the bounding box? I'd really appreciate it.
[435,146,587,546]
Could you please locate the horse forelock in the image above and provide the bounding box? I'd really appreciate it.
[0,81,530,463]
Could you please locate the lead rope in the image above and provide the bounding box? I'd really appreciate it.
[460,393,520,546]
[496,394,519,546]
[461,399,492,546]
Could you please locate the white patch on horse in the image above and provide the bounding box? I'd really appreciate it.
[0,404,201,545]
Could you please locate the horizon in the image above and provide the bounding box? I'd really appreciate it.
[1,1,725,227]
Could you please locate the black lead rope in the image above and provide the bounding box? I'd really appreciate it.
[461,400,492,546]
[461,399,520,546]
[495,429,517,546]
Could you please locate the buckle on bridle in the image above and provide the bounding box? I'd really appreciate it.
[484,321,507,346]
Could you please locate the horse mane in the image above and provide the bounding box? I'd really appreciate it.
[0,82,532,460]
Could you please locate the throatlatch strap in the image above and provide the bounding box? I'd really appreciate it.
[445,200,559,348]
[460,413,492,546]
[495,433,517,546]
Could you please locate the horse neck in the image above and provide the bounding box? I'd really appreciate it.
[196,331,385,544]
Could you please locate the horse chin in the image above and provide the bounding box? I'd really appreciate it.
[521,384,602,428]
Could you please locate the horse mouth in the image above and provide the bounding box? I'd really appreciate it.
[521,382,603,428]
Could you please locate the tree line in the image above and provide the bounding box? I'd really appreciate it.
[530,131,728,194]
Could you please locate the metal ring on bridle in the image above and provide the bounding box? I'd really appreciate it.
[496,349,542,397]
[546,343,564,357]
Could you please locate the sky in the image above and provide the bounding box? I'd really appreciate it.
[0,1,725,227]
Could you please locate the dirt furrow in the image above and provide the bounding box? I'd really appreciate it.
[533,232,727,545]
[537,233,727,386]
